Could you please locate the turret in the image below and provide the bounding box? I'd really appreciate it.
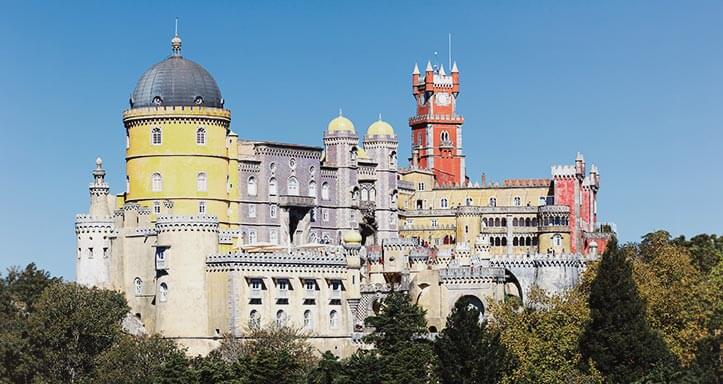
[575,152,585,180]
[364,117,399,242]
[89,157,111,217]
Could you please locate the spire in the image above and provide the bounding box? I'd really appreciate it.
[412,63,420,75]
[451,61,459,73]
[93,157,106,186]
[339,108,343,116]
[378,112,382,121]
[171,17,182,56]
[439,64,446,76]
[576,152,585,162]
[425,60,433,72]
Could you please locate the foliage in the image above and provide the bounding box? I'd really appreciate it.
[307,351,343,384]
[92,334,192,384]
[334,350,382,384]
[434,299,513,384]
[580,238,673,383]
[492,287,602,384]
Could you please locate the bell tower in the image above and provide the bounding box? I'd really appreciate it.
[409,60,466,186]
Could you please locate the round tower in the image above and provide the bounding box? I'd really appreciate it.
[323,112,360,234]
[123,32,235,229]
[364,117,399,241]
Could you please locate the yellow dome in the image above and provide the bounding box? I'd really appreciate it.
[367,119,394,137]
[327,115,356,134]
[357,147,369,160]
[342,230,362,244]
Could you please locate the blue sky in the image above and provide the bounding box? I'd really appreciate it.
[1,1,721,279]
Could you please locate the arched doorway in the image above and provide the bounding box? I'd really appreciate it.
[504,269,523,306]
[455,295,485,319]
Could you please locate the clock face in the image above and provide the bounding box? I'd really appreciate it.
[436,92,451,106]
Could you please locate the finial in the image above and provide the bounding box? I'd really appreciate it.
[171,17,182,56]
[378,113,382,121]
[339,108,343,117]
[95,157,103,168]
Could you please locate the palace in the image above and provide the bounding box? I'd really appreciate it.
[75,32,613,356]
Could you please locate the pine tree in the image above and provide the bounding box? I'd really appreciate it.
[580,239,673,383]
[434,300,513,384]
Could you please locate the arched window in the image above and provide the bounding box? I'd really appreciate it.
[126,176,130,193]
[151,173,163,192]
[513,196,521,206]
[526,237,532,246]
[525,218,531,227]
[329,310,339,329]
[350,148,357,162]
[308,181,317,198]
[554,216,561,226]
[153,200,161,214]
[151,127,162,145]
[303,310,312,329]
[247,177,257,196]
[513,237,519,246]
[197,172,207,192]
[440,198,449,208]
[321,182,330,200]
[159,282,168,302]
[482,218,488,227]
[276,310,287,327]
[501,218,507,227]
[501,237,507,246]
[352,187,359,202]
[198,201,206,214]
[553,234,562,247]
[288,176,299,195]
[361,188,369,201]
[391,190,398,205]
[494,218,500,227]
[465,197,473,206]
[513,218,519,227]
[196,127,206,145]
[369,188,376,201]
[440,130,450,142]
[134,277,143,296]
[249,310,260,329]
[494,237,501,246]
[532,218,538,227]
[489,197,497,207]
[269,178,278,195]
[389,151,397,168]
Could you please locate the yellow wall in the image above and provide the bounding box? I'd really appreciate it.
[123,107,235,227]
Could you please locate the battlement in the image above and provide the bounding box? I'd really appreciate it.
[439,265,506,282]
[538,205,570,215]
[206,249,347,267]
[503,178,551,187]
[75,214,114,223]
[489,252,594,268]
[551,165,576,178]
[155,215,219,233]
[408,114,464,125]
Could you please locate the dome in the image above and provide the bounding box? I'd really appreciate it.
[367,119,394,137]
[341,230,362,244]
[357,147,370,160]
[130,39,223,109]
[327,115,355,134]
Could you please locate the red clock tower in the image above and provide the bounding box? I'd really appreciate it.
[409,61,466,186]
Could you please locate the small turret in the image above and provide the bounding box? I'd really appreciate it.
[412,63,420,86]
[89,157,111,217]
[575,152,585,180]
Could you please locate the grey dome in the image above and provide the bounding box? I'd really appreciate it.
[130,55,223,108]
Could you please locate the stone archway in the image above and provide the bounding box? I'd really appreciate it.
[455,295,485,317]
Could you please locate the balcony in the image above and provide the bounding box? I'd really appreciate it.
[279,195,315,208]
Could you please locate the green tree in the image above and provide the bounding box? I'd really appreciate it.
[580,239,673,383]
[434,299,513,384]
[307,351,343,384]
[362,290,435,383]
[26,283,129,383]
[492,287,602,384]
[93,334,191,384]
[337,350,383,384]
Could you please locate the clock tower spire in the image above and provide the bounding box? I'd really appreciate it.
[409,59,465,185]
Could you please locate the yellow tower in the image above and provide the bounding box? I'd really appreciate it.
[122,32,238,229]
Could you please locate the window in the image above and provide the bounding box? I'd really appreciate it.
[198,201,206,214]
[270,230,278,244]
[321,183,330,200]
[151,127,162,145]
[309,165,316,174]
[513,196,521,206]
[440,198,449,208]
[391,191,398,205]
[309,181,317,197]
[303,310,312,329]
[270,204,277,218]
[361,188,369,201]
[153,201,161,214]
[248,204,256,218]
[329,310,339,329]
[465,197,473,206]
[489,197,496,207]
[322,209,329,222]
[251,279,262,290]
[197,172,207,192]
[350,148,357,162]
[440,130,450,142]
[389,151,397,168]
[159,282,168,302]
[249,310,260,329]
[289,158,296,169]
[249,230,257,244]
[126,176,130,193]
[431,219,438,228]
[369,188,376,201]
[247,177,257,196]
[134,277,143,296]
[288,176,299,195]
[151,173,163,192]
[553,234,562,247]
[276,310,287,327]
[269,178,277,195]
[539,196,547,206]
[196,127,206,145]
[418,182,425,191]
